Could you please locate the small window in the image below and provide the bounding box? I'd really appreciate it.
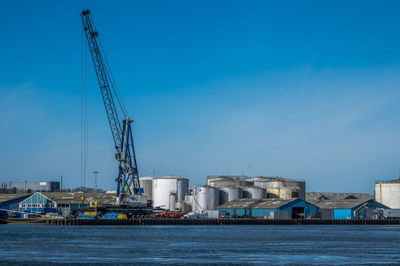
[291,191,299,198]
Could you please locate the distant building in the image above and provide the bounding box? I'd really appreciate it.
[9,181,60,193]
[19,192,116,216]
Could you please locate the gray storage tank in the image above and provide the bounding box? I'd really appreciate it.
[177,178,189,201]
[242,186,266,199]
[219,186,243,205]
[192,186,219,211]
[139,177,153,201]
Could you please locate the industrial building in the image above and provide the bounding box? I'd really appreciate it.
[307,192,388,219]
[375,178,400,209]
[217,198,319,219]
[8,181,60,192]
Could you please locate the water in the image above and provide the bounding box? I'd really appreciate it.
[1,225,400,264]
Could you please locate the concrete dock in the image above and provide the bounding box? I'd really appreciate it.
[43,218,400,225]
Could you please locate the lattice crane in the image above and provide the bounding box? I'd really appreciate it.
[81,9,142,205]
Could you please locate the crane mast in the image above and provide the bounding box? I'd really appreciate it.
[81,10,141,204]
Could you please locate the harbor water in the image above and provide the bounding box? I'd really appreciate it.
[1,224,400,264]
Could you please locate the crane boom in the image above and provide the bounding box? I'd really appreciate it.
[81,10,141,204]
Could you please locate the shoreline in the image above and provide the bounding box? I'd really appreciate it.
[2,218,400,226]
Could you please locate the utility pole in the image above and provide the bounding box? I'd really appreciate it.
[93,171,99,189]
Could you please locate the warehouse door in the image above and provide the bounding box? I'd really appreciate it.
[292,207,304,219]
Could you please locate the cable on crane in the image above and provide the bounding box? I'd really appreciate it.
[81,9,142,201]
[88,15,129,120]
[81,27,89,197]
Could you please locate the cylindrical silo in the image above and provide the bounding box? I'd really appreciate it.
[152,176,189,210]
[219,186,243,205]
[177,178,189,201]
[207,175,252,188]
[139,177,153,201]
[169,193,177,211]
[242,186,266,199]
[375,179,400,208]
[250,177,306,200]
[192,186,219,211]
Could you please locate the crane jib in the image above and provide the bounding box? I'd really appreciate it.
[81,9,142,203]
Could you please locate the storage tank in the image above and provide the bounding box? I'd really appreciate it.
[219,186,243,205]
[249,177,305,200]
[152,176,189,209]
[246,176,275,187]
[192,186,219,211]
[169,193,177,211]
[207,175,252,188]
[375,179,400,208]
[139,177,153,201]
[177,178,189,201]
[242,186,266,199]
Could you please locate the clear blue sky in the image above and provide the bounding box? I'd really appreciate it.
[1,0,400,193]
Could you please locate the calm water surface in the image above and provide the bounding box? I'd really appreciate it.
[1,224,400,264]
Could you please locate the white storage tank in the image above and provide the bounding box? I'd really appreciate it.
[152,176,189,210]
[219,186,243,205]
[242,186,266,199]
[139,177,153,201]
[375,179,400,209]
[192,186,219,211]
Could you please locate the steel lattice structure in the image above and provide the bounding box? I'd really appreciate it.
[81,10,141,204]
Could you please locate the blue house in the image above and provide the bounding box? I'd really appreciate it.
[18,192,116,216]
[19,192,57,213]
[217,198,319,219]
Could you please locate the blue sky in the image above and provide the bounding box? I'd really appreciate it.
[1,0,400,193]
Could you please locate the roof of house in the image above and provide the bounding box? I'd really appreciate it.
[306,192,375,209]
[217,198,261,209]
[39,192,116,204]
[253,199,297,209]
[252,199,298,209]
[0,193,32,203]
[306,192,373,203]
[217,198,301,209]
[312,199,372,210]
